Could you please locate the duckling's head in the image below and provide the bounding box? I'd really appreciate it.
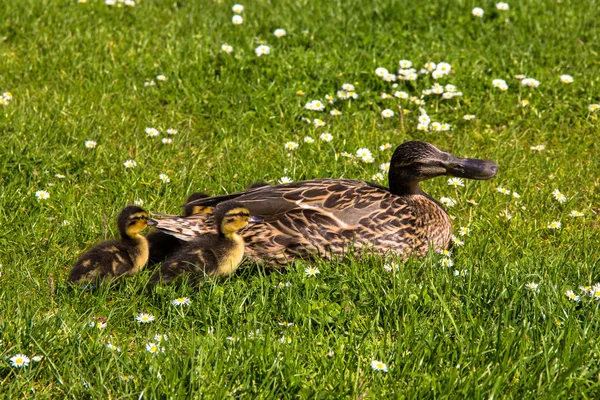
[183,192,213,216]
[389,141,498,195]
[118,206,151,238]
[214,202,260,236]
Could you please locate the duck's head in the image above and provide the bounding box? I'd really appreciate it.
[388,141,498,195]
[214,202,261,236]
[183,192,213,216]
[118,206,151,238]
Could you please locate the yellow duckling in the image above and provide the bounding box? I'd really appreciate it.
[68,206,153,284]
[150,202,260,285]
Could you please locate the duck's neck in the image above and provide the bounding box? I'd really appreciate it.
[389,171,424,196]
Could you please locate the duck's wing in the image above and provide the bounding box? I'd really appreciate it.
[151,179,397,243]
[185,178,391,219]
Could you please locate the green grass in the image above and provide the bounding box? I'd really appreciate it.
[1,0,600,397]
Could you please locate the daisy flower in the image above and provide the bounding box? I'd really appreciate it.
[370,360,388,372]
[342,83,355,91]
[305,100,325,111]
[496,187,511,195]
[458,227,470,236]
[560,75,573,83]
[273,29,286,38]
[135,313,155,323]
[221,44,233,54]
[521,78,540,88]
[280,336,293,344]
[278,321,295,327]
[85,140,97,149]
[303,136,315,144]
[447,177,464,187]
[380,162,390,172]
[569,210,584,217]
[424,62,437,72]
[379,143,392,151]
[399,60,412,68]
[492,79,508,90]
[320,133,333,142]
[161,138,173,144]
[105,0,116,5]
[548,221,561,230]
[440,258,454,268]
[340,151,353,158]
[372,173,384,182]
[144,80,156,87]
[418,114,431,125]
[565,290,580,302]
[254,45,270,56]
[124,0,135,6]
[417,123,429,131]
[172,297,191,306]
[106,342,121,352]
[284,141,299,151]
[279,177,292,184]
[381,92,392,99]
[383,263,399,272]
[381,109,394,118]
[330,109,341,116]
[440,197,457,207]
[145,342,164,354]
[452,235,465,246]
[123,160,139,169]
[394,91,409,99]
[589,104,600,112]
[159,174,170,183]
[530,144,545,151]
[35,190,50,200]
[375,67,389,77]
[463,114,476,120]
[166,128,178,135]
[134,199,144,206]
[512,192,521,199]
[156,75,167,82]
[496,2,509,10]
[32,356,43,362]
[9,354,30,368]
[55,174,65,178]
[552,189,566,203]
[525,282,539,292]
[313,119,326,127]
[232,4,243,13]
[305,267,320,277]
[145,127,159,137]
[472,7,484,17]
[154,334,168,342]
[232,15,243,25]
[521,100,530,107]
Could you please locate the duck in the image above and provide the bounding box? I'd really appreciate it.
[150,202,260,285]
[146,192,210,265]
[150,141,498,267]
[68,206,154,284]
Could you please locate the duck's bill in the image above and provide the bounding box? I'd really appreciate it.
[249,216,263,223]
[444,158,498,180]
[147,219,159,227]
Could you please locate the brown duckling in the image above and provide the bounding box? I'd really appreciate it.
[146,192,210,265]
[150,202,260,285]
[68,206,153,284]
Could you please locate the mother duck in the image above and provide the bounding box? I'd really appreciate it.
[150,141,497,267]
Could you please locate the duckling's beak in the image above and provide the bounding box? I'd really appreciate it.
[147,219,158,227]
[444,157,498,180]
[249,216,262,223]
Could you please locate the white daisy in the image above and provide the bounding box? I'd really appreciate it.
[159,174,170,183]
[135,313,155,323]
[35,190,50,200]
[370,360,388,372]
[254,45,270,56]
[273,29,286,38]
[232,4,244,13]
[472,7,484,17]
[9,354,30,368]
[381,109,394,118]
[221,44,233,54]
[232,15,243,25]
[85,140,97,149]
[305,267,320,277]
[171,297,191,306]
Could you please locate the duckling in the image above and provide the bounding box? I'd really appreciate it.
[146,192,210,265]
[68,206,153,284]
[150,202,260,285]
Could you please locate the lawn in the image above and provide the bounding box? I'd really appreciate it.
[1,0,600,398]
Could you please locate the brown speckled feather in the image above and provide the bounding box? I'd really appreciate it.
[151,178,452,267]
